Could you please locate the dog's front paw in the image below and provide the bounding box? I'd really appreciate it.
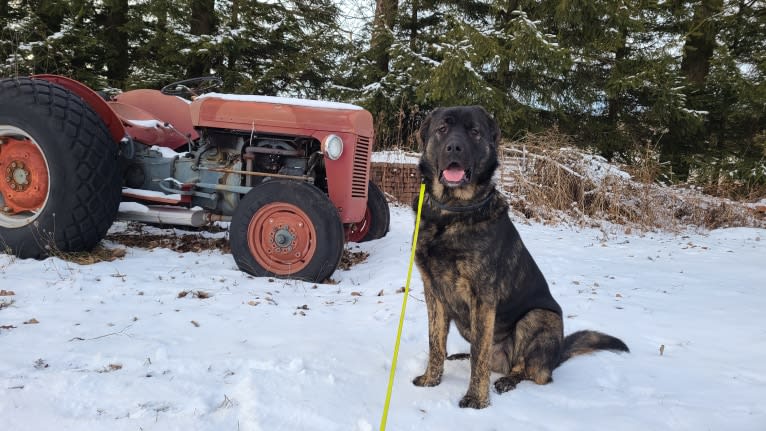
[412,374,441,387]
[458,393,489,409]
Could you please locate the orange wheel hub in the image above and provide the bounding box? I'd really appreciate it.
[247,202,317,275]
[0,137,49,213]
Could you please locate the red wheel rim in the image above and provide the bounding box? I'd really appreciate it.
[346,207,371,242]
[0,129,50,227]
[247,202,317,275]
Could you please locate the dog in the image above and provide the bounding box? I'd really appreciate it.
[412,106,629,409]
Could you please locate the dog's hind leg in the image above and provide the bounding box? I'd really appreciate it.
[494,309,563,394]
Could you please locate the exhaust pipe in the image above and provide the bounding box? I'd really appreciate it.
[118,203,230,227]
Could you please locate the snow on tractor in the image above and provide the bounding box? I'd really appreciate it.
[0,75,390,282]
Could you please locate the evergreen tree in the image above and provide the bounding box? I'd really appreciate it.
[370,0,398,78]
[676,0,766,189]
[547,0,704,159]
[211,0,345,97]
[0,0,762,192]
[0,1,107,86]
[127,0,190,88]
[188,0,217,78]
[99,0,130,88]
[341,0,572,148]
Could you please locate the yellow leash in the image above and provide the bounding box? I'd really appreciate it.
[379,183,426,431]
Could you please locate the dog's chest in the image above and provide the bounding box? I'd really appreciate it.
[416,222,493,310]
[417,223,487,269]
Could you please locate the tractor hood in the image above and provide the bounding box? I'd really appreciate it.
[189,93,373,137]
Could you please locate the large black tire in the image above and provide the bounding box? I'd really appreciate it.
[0,78,122,258]
[347,180,391,243]
[230,180,344,282]
[359,181,390,242]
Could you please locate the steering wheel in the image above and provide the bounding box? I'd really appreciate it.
[160,76,223,98]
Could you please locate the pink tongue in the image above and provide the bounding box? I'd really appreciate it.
[443,167,465,182]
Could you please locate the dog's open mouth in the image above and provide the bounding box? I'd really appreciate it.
[440,163,471,187]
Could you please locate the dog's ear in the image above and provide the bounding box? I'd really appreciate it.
[417,108,440,152]
[475,106,501,147]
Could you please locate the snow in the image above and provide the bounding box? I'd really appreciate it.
[681,108,710,116]
[125,119,166,128]
[1,207,766,430]
[575,150,632,181]
[117,202,150,213]
[150,145,186,159]
[371,151,420,165]
[197,93,364,111]
[122,187,182,202]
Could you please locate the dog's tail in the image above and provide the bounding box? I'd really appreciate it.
[559,330,629,365]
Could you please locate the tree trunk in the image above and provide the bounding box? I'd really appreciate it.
[0,1,9,24]
[231,0,239,28]
[225,0,240,92]
[409,0,417,50]
[188,0,217,77]
[681,0,723,86]
[495,0,521,89]
[36,0,66,33]
[608,34,628,123]
[102,0,130,88]
[370,0,398,76]
[156,0,168,31]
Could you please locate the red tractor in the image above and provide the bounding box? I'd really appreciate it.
[0,75,390,282]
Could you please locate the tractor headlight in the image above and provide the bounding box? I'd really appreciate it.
[323,134,343,160]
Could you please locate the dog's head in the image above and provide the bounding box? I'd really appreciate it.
[418,106,500,201]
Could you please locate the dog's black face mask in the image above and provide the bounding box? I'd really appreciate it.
[418,106,500,200]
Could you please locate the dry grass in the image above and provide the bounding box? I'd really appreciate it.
[497,130,765,232]
[338,248,370,271]
[374,103,422,152]
[106,232,231,254]
[54,245,127,265]
[42,225,372,273]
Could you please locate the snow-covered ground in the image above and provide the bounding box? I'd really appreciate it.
[1,206,765,431]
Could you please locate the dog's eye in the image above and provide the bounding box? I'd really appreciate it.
[438,125,448,134]
[470,128,480,137]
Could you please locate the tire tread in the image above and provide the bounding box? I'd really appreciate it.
[0,77,121,257]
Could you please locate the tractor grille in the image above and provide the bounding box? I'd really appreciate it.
[351,135,371,198]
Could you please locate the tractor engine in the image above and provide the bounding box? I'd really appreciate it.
[245,137,321,183]
[121,130,323,217]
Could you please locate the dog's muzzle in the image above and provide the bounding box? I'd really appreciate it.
[440,162,471,187]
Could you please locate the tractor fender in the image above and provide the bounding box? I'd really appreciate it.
[32,74,125,144]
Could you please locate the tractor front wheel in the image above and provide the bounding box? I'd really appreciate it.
[230,180,344,282]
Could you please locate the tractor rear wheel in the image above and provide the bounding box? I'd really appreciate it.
[230,180,344,282]
[347,181,390,243]
[0,78,121,258]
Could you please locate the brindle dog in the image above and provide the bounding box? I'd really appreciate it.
[412,106,629,409]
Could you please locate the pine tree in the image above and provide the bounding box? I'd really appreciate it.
[370,0,398,78]
[680,0,766,191]
[210,0,345,97]
[681,0,723,87]
[99,0,130,88]
[342,0,572,148]
[127,0,190,88]
[642,0,765,188]
[188,0,216,78]
[1,1,107,86]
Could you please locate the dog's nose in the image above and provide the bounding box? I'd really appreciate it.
[445,142,462,153]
